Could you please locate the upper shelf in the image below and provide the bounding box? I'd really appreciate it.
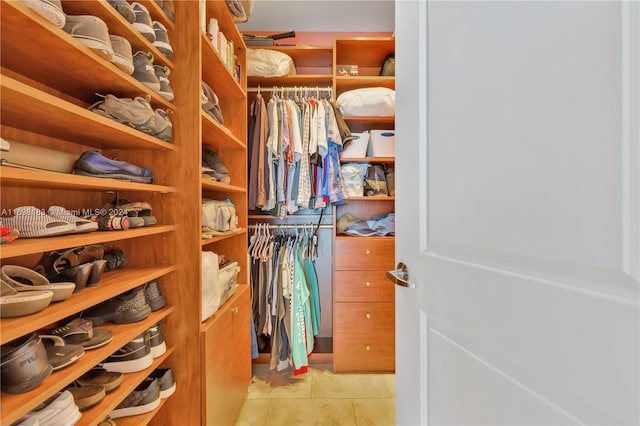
[248,74,334,88]
[204,0,246,48]
[247,45,333,68]
[202,32,245,99]
[0,76,175,152]
[0,1,173,109]
[335,76,395,92]
[335,37,395,68]
[61,0,175,69]
[136,0,175,31]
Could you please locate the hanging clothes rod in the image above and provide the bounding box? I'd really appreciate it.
[247,86,333,93]
[248,224,333,230]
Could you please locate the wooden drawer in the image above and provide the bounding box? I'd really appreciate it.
[334,270,395,302]
[334,302,394,333]
[334,237,395,271]
[333,332,395,372]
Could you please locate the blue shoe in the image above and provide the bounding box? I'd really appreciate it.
[72,151,154,184]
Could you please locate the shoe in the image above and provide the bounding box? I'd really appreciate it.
[131,2,155,42]
[90,212,131,231]
[2,264,75,302]
[107,0,135,23]
[88,94,154,133]
[109,35,134,74]
[72,151,154,184]
[0,227,19,244]
[39,335,85,370]
[148,368,176,398]
[154,108,173,142]
[147,323,166,358]
[46,262,93,293]
[201,81,224,124]
[101,332,153,373]
[103,248,127,272]
[127,217,145,228]
[202,148,229,174]
[109,378,160,419]
[132,51,160,91]
[0,206,76,238]
[160,0,174,21]
[1,333,52,394]
[63,15,114,60]
[153,65,174,101]
[65,384,106,411]
[143,279,166,311]
[23,0,65,28]
[80,285,151,325]
[1,279,53,318]
[152,21,173,58]
[47,206,99,233]
[77,369,123,393]
[43,318,112,349]
[18,390,81,426]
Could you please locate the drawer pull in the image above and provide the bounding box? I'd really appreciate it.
[231,307,239,314]
[365,281,371,287]
[366,345,372,351]
[365,250,371,255]
[365,312,372,319]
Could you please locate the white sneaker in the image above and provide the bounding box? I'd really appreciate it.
[22,0,65,28]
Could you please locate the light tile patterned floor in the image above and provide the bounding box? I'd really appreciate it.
[235,364,396,426]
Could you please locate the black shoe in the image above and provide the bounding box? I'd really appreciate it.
[147,323,166,358]
[81,286,151,326]
[148,368,175,398]
[109,378,160,419]
[100,332,152,373]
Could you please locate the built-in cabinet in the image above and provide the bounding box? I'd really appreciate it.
[0,1,250,425]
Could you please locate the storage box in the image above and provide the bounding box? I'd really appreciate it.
[340,132,369,159]
[367,130,395,157]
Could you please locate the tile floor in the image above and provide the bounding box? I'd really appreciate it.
[235,363,396,426]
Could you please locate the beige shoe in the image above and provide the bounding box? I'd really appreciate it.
[109,35,134,74]
[63,15,114,60]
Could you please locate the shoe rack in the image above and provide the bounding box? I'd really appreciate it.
[0,1,249,425]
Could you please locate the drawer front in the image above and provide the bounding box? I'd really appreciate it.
[334,270,395,302]
[334,238,395,271]
[333,332,395,373]
[334,302,394,333]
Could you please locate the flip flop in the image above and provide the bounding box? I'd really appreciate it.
[39,335,85,370]
[47,206,99,233]
[0,279,53,318]
[1,265,75,302]
[0,206,76,238]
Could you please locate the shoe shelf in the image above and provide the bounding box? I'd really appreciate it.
[335,76,395,92]
[0,225,176,259]
[0,1,173,109]
[202,112,247,151]
[201,32,245,100]
[1,310,174,425]
[0,266,176,344]
[201,228,248,247]
[61,0,175,70]
[0,167,175,193]
[0,76,175,151]
[76,347,174,426]
[201,179,246,193]
[137,0,175,31]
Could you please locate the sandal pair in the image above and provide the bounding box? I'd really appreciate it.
[1,265,75,302]
[0,206,98,239]
[41,318,112,351]
[35,245,107,292]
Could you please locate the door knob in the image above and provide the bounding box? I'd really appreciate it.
[386,262,416,288]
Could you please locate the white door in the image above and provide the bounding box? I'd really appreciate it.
[393,1,639,425]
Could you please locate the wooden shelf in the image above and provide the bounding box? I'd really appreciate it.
[202,32,244,100]
[347,196,395,201]
[340,157,395,164]
[0,1,173,109]
[0,225,176,259]
[1,310,174,425]
[335,76,395,92]
[201,228,248,246]
[201,179,247,193]
[248,45,333,68]
[137,0,175,31]
[202,112,247,151]
[204,0,246,48]
[0,266,176,344]
[248,74,334,88]
[0,166,175,193]
[61,0,175,69]
[0,76,176,151]
[111,396,169,426]
[342,116,395,124]
[335,37,395,67]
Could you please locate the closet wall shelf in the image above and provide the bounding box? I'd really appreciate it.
[201,180,246,193]
[1,310,174,425]
[0,266,176,343]
[201,228,248,246]
[202,113,247,150]
[340,157,395,164]
[0,225,176,259]
[0,167,175,193]
[335,37,395,66]
[342,116,395,124]
[61,0,175,70]
[249,45,333,68]
[76,347,174,426]
[201,32,244,99]
[335,76,395,92]
[1,77,176,151]
[248,74,334,87]
[136,0,175,30]
[204,0,246,47]
[1,2,173,108]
